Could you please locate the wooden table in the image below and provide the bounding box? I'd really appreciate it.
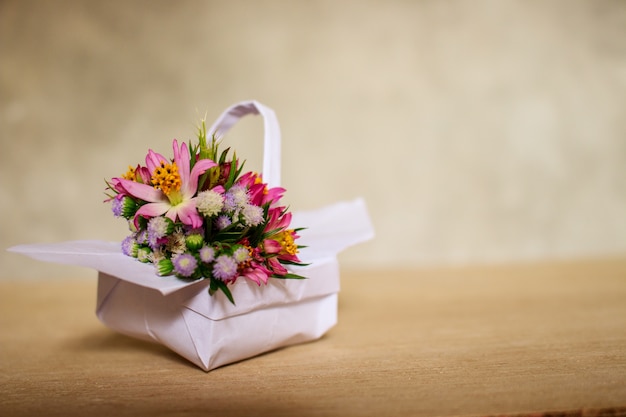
[1,258,625,417]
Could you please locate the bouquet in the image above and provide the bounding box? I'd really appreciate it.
[105,120,306,303]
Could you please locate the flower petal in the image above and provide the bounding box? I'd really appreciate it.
[267,257,288,276]
[183,159,217,198]
[136,201,171,218]
[133,201,172,229]
[265,207,291,232]
[137,166,151,183]
[116,178,165,203]
[172,139,190,191]
[242,267,269,285]
[263,186,286,206]
[263,239,282,254]
[168,199,203,228]
[145,149,167,174]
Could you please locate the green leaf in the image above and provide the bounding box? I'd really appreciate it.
[261,227,284,240]
[279,259,310,266]
[208,278,218,295]
[224,153,244,189]
[188,140,196,170]
[197,170,210,191]
[273,273,307,280]
[213,231,244,243]
[213,279,235,305]
[219,147,231,165]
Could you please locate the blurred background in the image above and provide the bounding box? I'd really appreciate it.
[1,0,625,279]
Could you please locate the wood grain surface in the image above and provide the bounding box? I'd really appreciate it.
[1,258,625,417]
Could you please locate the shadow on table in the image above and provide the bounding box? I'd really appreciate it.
[62,327,326,372]
[65,327,198,370]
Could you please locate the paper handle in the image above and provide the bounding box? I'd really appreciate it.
[207,101,281,188]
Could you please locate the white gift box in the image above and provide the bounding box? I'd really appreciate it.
[8,101,374,371]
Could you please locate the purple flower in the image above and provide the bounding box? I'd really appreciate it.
[241,204,263,226]
[112,197,123,217]
[212,255,238,282]
[147,216,173,249]
[135,230,148,245]
[215,215,232,230]
[223,185,249,213]
[112,195,137,218]
[199,245,215,263]
[172,253,198,277]
[232,246,249,264]
[121,235,138,257]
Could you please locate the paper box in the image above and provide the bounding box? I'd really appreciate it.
[9,101,374,371]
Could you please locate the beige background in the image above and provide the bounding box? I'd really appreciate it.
[1,0,625,279]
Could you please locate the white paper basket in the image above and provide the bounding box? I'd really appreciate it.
[9,101,374,371]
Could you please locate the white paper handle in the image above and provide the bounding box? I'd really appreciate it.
[207,101,281,188]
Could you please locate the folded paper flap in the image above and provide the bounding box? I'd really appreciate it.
[96,258,338,353]
[292,198,375,259]
[8,240,199,295]
[178,257,340,320]
[96,271,120,312]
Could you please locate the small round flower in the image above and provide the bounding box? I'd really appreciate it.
[223,185,249,212]
[135,230,148,245]
[215,215,232,230]
[172,253,198,278]
[147,216,174,249]
[137,247,152,263]
[150,248,165,263]
[121,235,138,257]
[127,219,138,233]
[184,226,204,237]
[112,196,137,219]
[222,194,236,213]
[231,185,249,204]
[166,231,187,254]
[156,258,174,276]
[185,234,204,251]
[241,204,264,226]
[212,255,238,281]
[111,197,123,217]
[198,245,215,263]
[196,190,224,217]
[232,246,250,264]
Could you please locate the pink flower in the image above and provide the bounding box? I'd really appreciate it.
[264,206,292,236]
[114,139,216,228]
[237,172,285,206]
[237,243,274,285]
[259,207,302,277]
